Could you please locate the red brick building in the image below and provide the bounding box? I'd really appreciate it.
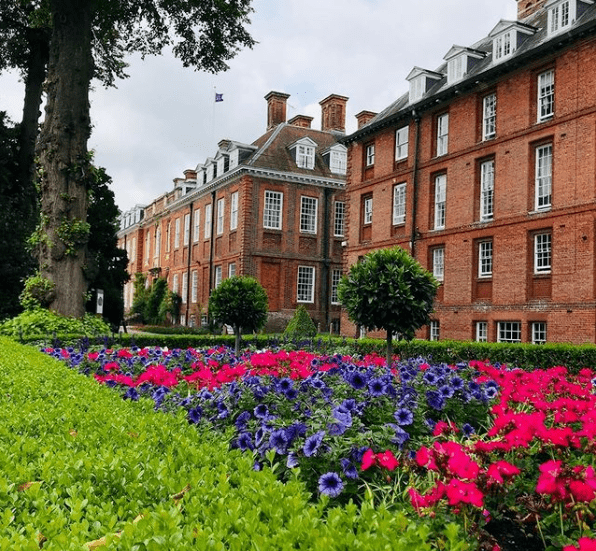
[118,92,347,331]
[341,0,596,344]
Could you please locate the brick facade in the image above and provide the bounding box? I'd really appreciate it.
[341,0,596,344]
[118,92,347,332]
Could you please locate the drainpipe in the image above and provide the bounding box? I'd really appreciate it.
[185,202,193,324]
[410,110,422,259]
[321,187,332,330]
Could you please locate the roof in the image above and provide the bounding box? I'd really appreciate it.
[343,1,596,143]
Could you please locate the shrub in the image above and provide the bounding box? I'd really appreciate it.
[283,304,317,340]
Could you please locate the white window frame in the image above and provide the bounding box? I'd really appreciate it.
[497,322,521,343]
[174,218,180,249]
[145,231,151,264]
[264,190,283,230]
[191,270,198,303]
[549,0,572,34]
[447,55,464,83]
[214,265,222,288]
[300,196,318,234]
[181,272,188,304]
[366,143,375,166]
[331,269,342,305]
[476,321,488,342]
[363,196,373,225]
[334,201,345,237]
[230,191,239,231]
[532,322,547,344]
[395,126,409,161]
[184,213,190,246]
[480,160,494,221]
[228,262,236,278]
[479,240,493,278]
[483,93,497,140]
[434,174,446,230]
[538,70,555,122]
[493,31,512,62]
[297,266,315,303]
[430,320,440,341]
[217,197,225,235]
[535,144,553,211]
[393,183,406,225]
[534,232,552,274]
[172,274,179,295]
[437,113,449,156]
[193,209,201,242]
[154,227,161,260]
[297,145,315,169]
[432,247,445,282]
[204,203,212,238]
[330,150,347,174]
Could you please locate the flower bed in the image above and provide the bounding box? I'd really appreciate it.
[44,344,596,551]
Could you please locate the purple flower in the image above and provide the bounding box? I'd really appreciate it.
[124,388,139,401]
[394,408,414,426]
[287,452,299,468]
[237,432,255,451]
[426,390,445,410]
[187,407,202,424]
[439,384,455,398]
[318,472,344,497]
[449,376,465,391]
[303,430,325,457]
[462,423,476,437]
[340,458,359,480]
[368,377,387,397]
[254,404,269,419]
[269,429,289,454]
[345,371,367,390]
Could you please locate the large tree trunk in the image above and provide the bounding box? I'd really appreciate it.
[19,27,50,191]
[37,0,94,317]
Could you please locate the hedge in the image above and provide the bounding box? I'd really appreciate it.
[0,337,470,550]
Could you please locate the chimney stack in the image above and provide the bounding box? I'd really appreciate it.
[516,0,548,19]
[320,94,349,133]
[265,91,290,131]
[288,114,313,128]
[355,110,377,129]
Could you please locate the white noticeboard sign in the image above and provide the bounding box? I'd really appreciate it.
[96,289,104,315]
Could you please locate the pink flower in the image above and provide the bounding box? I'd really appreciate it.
[486,461,521,485]
[563,538,596,551]
[361,449,377,471]
[445,479,484,508]
[377,450,399,471]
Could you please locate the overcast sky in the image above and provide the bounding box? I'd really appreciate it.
[0,0,518,214]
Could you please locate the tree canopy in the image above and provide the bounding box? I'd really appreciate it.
[338,246,439,365]
[209,276,268,354]
[0,0,255,318]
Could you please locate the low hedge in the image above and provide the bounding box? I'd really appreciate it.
[0,337,470,550]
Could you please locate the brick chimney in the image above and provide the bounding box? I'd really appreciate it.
[183,169,197,180]
[265,91,290,131]
[517,0,548,19]
[355,110,377,129]
[288,114,313,128]
[320,94,348,133]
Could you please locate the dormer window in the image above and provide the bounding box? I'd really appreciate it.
[289,137,317,170]
[322,143,347,175]
[444,47,485,85]
[406,67,443,104]
[229,149,239,170]
[489,20,536,64]
[206,162,215,182]
[216,155,228,176]
[549,0,571,32]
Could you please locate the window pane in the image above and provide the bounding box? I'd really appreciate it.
[534,233,552,273]
[395,126,409,160]
[498,322,521,343]
[433,247,444,281]
[479,241,493,277]
[393,183,406,225]
[483,94,496,140]
[264,191,283,229]
[300,196,318,234]
[535,145,552,210]
[480,160,494,221]
[334,202,345,237]
[297,266,315,303]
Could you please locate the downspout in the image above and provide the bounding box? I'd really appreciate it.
[321,187,332,331]
[208,190,216,298]
[185,201,193,324]
[410,110,422,259]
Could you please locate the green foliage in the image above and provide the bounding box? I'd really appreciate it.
[0,338,471,550]
[144,278,168,325]
[158,291,181,325]
[0,308,110,339]
[55,217,90,257]
[130,273,149,323]
[283,304,317,340]
[0,112,37,320]
[19,271,56,310]
[209,276,268,353]
[339,246,439,341]
[84,164,129,329]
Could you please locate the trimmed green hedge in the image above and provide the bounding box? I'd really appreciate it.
[0,337,471,550]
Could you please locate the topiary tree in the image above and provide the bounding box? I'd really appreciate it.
[338,246,439,366]
[208,276,268,355]
[283,304,317,341]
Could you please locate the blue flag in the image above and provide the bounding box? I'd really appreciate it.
[215,92,224,102]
